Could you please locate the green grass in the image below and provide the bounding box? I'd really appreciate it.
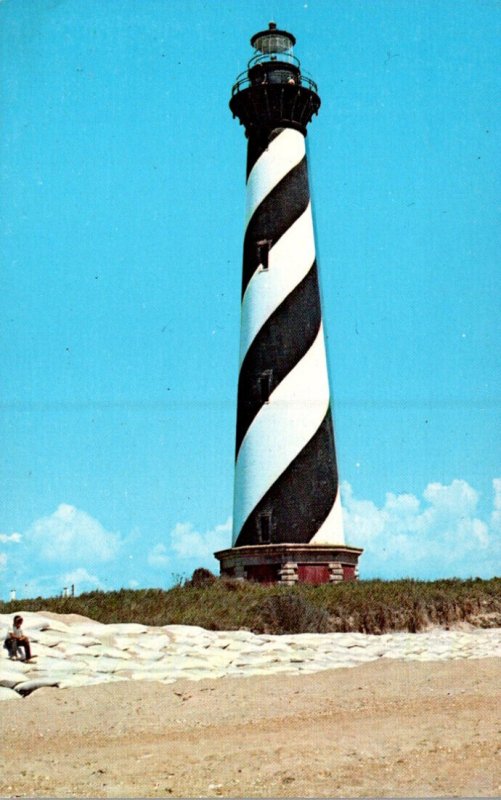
[1,577,500,634]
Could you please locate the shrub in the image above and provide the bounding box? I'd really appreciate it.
[189,568,217,588]
[259,592,331,634]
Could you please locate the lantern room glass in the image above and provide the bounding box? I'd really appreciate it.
[252,32,294,56]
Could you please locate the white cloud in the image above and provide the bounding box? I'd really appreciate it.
[146,517,232,572]
[147,543,170,568]
[339,483,385,542]
[170,517,232,560]
[342,478,501,579]
[491,478,501,534]
[25,504,120,565]
[0,532,22,543]
[423,479,479,517]
[61,567,102,592]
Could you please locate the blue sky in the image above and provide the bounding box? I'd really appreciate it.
[0,0,499,599]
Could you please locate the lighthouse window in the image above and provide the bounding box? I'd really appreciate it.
[258,369,273,403]
[257,511,273,543]
[256,239,270,271]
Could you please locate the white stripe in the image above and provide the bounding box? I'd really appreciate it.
[239,204,315,365]
[245,129,305,229]
[310,491,345,545]
[233,325,330,544]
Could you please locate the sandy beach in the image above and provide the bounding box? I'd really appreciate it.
[1,655,500,798]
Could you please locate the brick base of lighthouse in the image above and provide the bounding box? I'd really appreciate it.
[214,544,363,585]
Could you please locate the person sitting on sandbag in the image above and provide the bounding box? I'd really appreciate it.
[3,614,33,661]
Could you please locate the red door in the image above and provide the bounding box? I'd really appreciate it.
[343,565,356,581]
[297,564,330,584]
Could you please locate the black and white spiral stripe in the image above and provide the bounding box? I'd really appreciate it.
[232,127,344,547]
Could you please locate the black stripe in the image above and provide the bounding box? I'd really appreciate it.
[242,157,309,298]
[246,128,288,178]
[235,265,321,456]
[234,411,339,547]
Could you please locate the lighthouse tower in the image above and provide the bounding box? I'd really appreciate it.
[215,23,362,584]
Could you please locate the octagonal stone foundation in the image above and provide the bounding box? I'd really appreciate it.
[214,544,363,585]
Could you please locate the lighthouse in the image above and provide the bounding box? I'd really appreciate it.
[215,23,362,584]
